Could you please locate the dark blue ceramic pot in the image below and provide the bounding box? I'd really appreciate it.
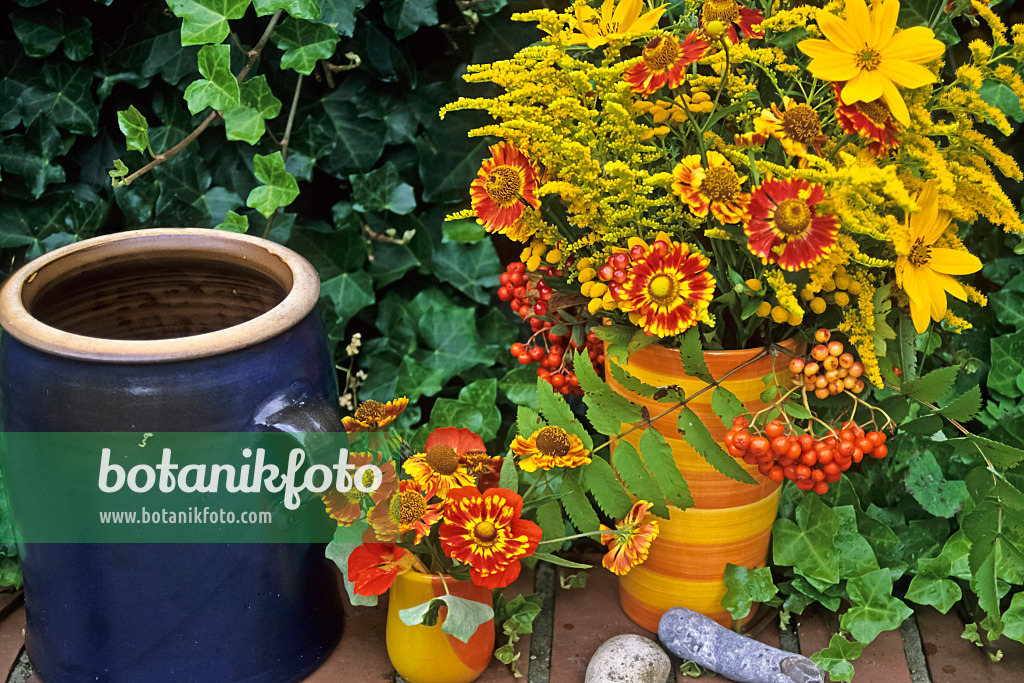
[0,229,344,682]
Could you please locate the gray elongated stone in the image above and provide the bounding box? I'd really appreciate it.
[585,634,672,683]
[659,607,825,683]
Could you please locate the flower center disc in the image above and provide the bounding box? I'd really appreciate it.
[909,239,932,267]
[856,99,890,124]
[425,445,459,475]
[647,273,678,305]
[643,36,681,72]
[774,198,812,236]
[857,48,881,70]
[354,400,385,421]
[536,426,571,458]
[702,0,740,23]
[699,165,741,203]
[781,104,823,144]
[396,490,427,525]
[473,521,498,545]
[485,165,525,207]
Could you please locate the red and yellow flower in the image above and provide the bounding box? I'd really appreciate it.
[348,543,415,596]
[470,141,540,234]
[754,97,828,158]
[403,428,483,498]
[832,84,899,156]
[616,234,716,337]
[342,397,409,432]
[601,501,660,576]
[368,479,443,543]
[439,487,542,589]
[743,177,839,271]
[700,0,764,44]
[511,425,591,472]
[427,426,502,488]
[322,451,398,525]
[671,151,750,224]
[624,31,709,95]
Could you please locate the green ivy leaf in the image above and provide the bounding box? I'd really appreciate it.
[215,210,249,232]
[222,75,282,144]
[167,0,251,46]
[382,0,439,40]
[321,270,375,328]
[415,131,489,204]
[426,379,501,442]
[318,0,369,36]
[841,569,914,643]
[183,44,240,114]
[833,506,879,579]
[810,634,862,683]
[350,162,416,215]
[1002,592,1024,642]
[442,218,486,244]
[722,564,777,621]
[324,529,377,606]
[678,328,713,383]
[321,90,387,173]
[499,367,538,411]
[273,18,340,75]
[990,330,1024,398]
[117,106,150,154]
[772,495,840,590]
[677,406,756,485]
[20,62,99,136]
[900,365,959,404]
[399,595,494,643]
[638,427,693,511]
[253,0,320,20]
[246,151,299,217]
[904,450,969,518]
[11,9,92,61]
[583,457,633,519]
[0,121,67,197]
[905,574,962,614]
[611,441,669,519]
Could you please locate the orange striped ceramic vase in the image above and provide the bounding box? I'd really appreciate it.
[386,570,495,683]
[605,339,799,630]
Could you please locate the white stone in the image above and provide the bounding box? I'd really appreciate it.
[585,633,672,683]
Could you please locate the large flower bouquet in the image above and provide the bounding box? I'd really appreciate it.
[441,0,1024,677]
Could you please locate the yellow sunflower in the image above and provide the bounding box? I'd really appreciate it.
[671,151,750,224]
[511,425,591,472]
[342,398,409,432]
[894,181,982,333]
[569,0,666,49]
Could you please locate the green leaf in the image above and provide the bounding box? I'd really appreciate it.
[321,90,387,173]
[253,0,320,19]
[499,454,518,493]
[533,552,592,569]
[980,80,1024,123]
[833,506,879,579]
[321,271,375,328]
[583,457,632,519]
[559,471,600,532]
[627,330,661,359]
[499,368,538,410]
[772,495,840,590]
[536,501,564,547]
[431,241,502,305]
[0,121,67,197]
[324,528,377,606]
[222,75,282,144]
[215,210,249,232]
[900,365,959,404]
[810,634,863,683]
[722,564,778,621]
[711,387,746,427]
[182,44,240,114]
[117,106,150,154]
[905,574,962,614]
[20,62,99,136]
[611,441,669,519]
[990,330,1024,398]
[11,9,92,60]
[442,219,486,244]
[608,363,661,399]
[246,151,299,217]
[318,0,369,36]
[678,328,713,383]
[940,385,983,422]
[952,434,1024,470]
[415,129,488,204]
[575,350,643,434]
[841,569,914,643]
[517,406,542,438]
[677,406,756,485]
[273,18,340,75]
[592,325,634,363]
[1002,592,1024,642]
[167,0,251,46]
[904,450,969,518]
[350,162,415,215]
[428,379,502,442]
[383,0,439,40]
[399,595,494,644]
[638,427,693,511]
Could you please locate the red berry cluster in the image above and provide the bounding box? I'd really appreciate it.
[594,242,667,300]
[724,418,889,495]
[510,329,603,395]
[497,261,561,319]
[788,329,866,399]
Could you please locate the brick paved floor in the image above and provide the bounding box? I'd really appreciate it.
[2,560,1022,682]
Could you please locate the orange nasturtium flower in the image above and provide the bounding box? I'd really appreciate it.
[743,177,839,272]
[512,425,591,472]
[439,487,542,589]
[569,0,666,49]
[797,0,944,126]
[624,31,709,95]
[322,451,397,525]
[348,543,415,596]
[601,500,660,576]
[470,141,540,235]
[671,151,750,225]
[342,397,409,432]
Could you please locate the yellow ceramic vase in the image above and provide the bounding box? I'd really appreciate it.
[605,340,798,631]
[386,570,495,683]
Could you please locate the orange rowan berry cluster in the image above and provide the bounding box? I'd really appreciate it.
[788,329,866,399]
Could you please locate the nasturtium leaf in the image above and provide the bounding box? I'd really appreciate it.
[990,330,1024,398]
[677,406,756,485]
[722,564,778,620]
[905,574,962,614]
[399,595,494,643]
[810,634,862,683]
[183,44,240,114]
[318,0,369,36]
[772,495,840,590]
[273,18,340,75]
[167,0,251,46]
[11,10,92,60]
[324,530,377,606]
[382,0,439,40]
[215,210,249,233]
[246,152,299,217]
[841,569,914,643]
[253,0,320,19]
[117,106,150,154]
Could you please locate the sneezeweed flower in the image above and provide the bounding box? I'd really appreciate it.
[470,141,540,234]
[322,452,397,525]
[700,0,764,44]
[624,32,709,95]
[403,427,483,498]
[569,0,666,49]
[512,425,591,472]
[347,543,414,596]
[671,151,750,224]
[894,181,983,333]
[617,235,716,337]
[754,97,828,158]
[342,397,409,432]
[368,479,443,543]
[439,487,542,589]
[426,425,502,489]
[797,0,944,126]
[601,500,660,576]
[744,177,839,271]
[832,84,899,156]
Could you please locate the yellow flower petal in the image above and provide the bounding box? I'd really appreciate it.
[613,0,643,30]
[875,60,936,89]
[935,271,967,302]
[928,248,982,276]
[629,6,666,34]
[909,181,950,244]
[901,266,932,333]
[881,27,945,63]
[600,0,616,24]
[879,76,910,126]
[807,54,862,81]
[798,38,843,60]
[843,69,886,104]
[843,0,873,45]
[924,269,949,321]
[816,11,862,53]
[870,0,899,46]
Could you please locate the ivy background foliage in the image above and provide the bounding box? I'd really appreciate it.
[0,0,542,586]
